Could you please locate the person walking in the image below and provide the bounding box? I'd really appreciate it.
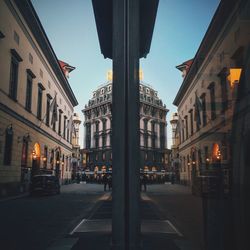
[103,173,108,191]
[140,174,147,191]
[107,174,112,190]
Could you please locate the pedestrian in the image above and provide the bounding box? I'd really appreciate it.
[140,175,143,191]
[76,173,81,184]
[140,174,147,191]
[103,173,108,191]
[107,174,112,190]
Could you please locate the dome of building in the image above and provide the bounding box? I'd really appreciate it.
[85,80,166,110]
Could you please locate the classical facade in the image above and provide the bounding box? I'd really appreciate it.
[82,74,169,172]
[0,0,78,196]
[173,0,250,191]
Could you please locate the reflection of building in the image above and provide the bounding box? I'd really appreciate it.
[0,0,78,197]
[173,0,250,190]
[82,72,169,172]
[71,113,81,179]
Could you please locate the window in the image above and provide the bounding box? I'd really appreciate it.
[182,121,185,142]
[218,68,228,113]
[185,116,188,139]
[102,135,106,147]
[151,122,155,149]
[63,116,67,139]
[144,119,147,131]
[96,122,99,132]
[200,93,207,126]
[208,82,216,120]
[96,137,99,148]
[86,123,91,149]
[37,83,44,120]
[3,126,13,165]
[67,120,69,141]
[9,50,22,100]
[58,110,62,135]
[25,75,33,111]
[160,123,165,149]
[189,109,194,136]
[103,119,107,131]
[46,94,52,126]
[21,139,28,167]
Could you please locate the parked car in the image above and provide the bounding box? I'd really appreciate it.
[30,174,60,196]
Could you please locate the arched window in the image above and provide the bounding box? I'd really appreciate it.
[3,126,13,165]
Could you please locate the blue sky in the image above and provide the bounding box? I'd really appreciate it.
[31,0,220,147]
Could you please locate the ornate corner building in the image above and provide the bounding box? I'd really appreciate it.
[82,74,169,172]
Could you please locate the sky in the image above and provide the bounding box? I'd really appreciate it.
[31,0,220,148]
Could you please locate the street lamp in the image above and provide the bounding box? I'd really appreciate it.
[32,150,37,160]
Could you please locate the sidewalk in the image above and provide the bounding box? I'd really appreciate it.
[0,192,29,202]
[64,188,196,250]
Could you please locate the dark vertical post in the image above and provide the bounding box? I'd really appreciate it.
[112,0,140,249]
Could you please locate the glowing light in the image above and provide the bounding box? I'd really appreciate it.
[107,70,113,81]
[32,150,37,160]
[227,68,242,87]
[139,69,143,81]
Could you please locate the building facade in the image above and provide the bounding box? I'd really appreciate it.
[0,0,78,196]
[173,0,250,192]
[82,74,169,173]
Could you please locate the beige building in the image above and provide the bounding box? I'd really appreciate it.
[173,0,250,189]
[0,0,78,196]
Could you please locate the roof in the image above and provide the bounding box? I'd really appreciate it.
[14,0,78,107]
[173,0,238,106]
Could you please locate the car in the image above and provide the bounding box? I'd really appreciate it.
[30,174,60,196]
